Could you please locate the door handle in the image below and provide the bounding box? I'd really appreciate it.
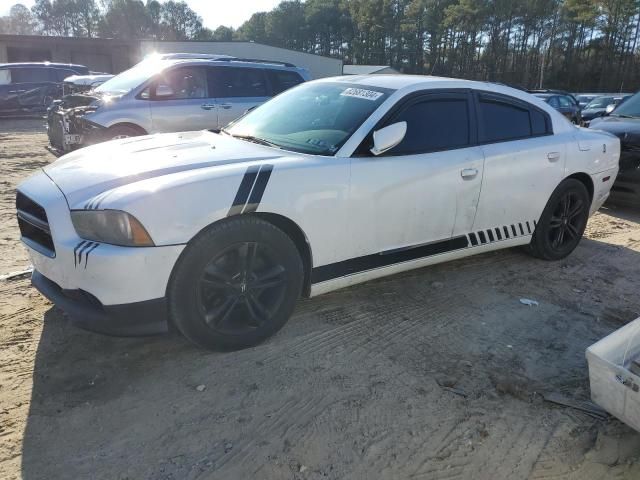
[201,103,216,110]
[547,152,561,162]
[219,103,233,110]
[461,168,478,179]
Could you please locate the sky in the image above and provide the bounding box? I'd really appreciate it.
[0,0,283,29]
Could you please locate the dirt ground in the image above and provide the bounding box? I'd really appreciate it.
[1,119,640,480]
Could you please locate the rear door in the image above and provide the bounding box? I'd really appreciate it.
[210,66,271,128]
[350,91,484,255]
[149,65,218,132]
[472,91,565,238]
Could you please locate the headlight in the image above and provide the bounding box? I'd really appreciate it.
[71,210,154,247]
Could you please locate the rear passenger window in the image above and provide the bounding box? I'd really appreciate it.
[531,109,548,135]
[268,70,304,94]
[9,67,51,83]
[388,97,470,155]
[479,99,530,142]
[211,67,268,97]
[478,94,551,142]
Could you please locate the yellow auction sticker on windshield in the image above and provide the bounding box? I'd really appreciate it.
[341,88,384,101]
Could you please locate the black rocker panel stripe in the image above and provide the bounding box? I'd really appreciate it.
[311,235,469,284]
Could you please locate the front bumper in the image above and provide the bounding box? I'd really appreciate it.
[18,170,185,334]
[32,270,169,336]
[47,109,104,152]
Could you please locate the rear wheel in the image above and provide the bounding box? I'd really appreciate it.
[168,216,303,350]
[528,179,590,260]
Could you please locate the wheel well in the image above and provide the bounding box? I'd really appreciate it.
[254,212,313,298]
[566,172,594,202]
[107,122,147,135]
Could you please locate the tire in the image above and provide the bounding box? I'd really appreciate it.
[105,124,145,141]
[527,179,590,260]
[168,216,304,350]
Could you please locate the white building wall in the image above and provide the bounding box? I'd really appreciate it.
[139,41,342,79]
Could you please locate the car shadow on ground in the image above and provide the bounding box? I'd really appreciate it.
[19,237,640,479]
[601,202,640,223]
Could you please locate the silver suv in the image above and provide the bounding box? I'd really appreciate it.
[47,54,310,152]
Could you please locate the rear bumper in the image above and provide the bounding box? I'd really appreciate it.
[32,269,169,336]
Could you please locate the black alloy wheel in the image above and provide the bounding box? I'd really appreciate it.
[168,216,303,350]
[528,179,590,260]
[196,241,287,335]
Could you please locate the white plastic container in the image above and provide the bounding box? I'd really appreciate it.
[586,317,640,432]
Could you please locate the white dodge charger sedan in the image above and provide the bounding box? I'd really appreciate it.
[17,75,620,350]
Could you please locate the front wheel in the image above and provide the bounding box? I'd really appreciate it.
[104,124,146,141]
[168,216,304,350]
[527,179,590,260]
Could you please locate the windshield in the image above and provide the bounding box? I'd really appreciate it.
[225,82,393,155]
[586,97,614,109]
[609,91,640,118]
[95,58,169,94]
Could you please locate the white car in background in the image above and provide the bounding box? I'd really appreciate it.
[17,75,620,350]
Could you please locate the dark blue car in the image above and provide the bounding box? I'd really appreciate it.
[0,62,89,116]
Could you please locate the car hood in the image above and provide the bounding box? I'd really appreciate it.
[589,116,640,139]
[44,130,283,208]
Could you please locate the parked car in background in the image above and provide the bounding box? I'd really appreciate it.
[532,92,582,124]
[47,55,311,152]
[63,73,114,95]
[0,62,89,116]
[576,94,600,109]
[19,76,619,349]
[581,95,631,126]
[590,91,640,206]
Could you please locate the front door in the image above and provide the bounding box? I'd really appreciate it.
[209,66,270,128]
[149,66,218,133]
[350,92,484,258]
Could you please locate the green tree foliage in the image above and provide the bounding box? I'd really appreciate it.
[4,0,640,90]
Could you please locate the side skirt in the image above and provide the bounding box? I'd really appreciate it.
[310,232,532,298]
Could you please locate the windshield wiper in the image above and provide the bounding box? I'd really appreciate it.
[610,113,639,119]
[229,133,282,149]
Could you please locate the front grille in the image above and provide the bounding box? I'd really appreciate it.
[16,191,55,257]
[47,112,65,149]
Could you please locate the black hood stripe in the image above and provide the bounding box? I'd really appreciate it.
[227,164,274,216]
[56,156,280,210]
[227,165,260,217]
[243,165,273,214]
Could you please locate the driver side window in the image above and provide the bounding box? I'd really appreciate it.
[385,95,471,155]
[151,67,208,100]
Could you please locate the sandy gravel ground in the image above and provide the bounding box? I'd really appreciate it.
[1,119,640,480]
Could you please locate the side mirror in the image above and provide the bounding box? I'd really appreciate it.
[605,104,616,114]
[370,121,407,156]
[155,84,174,98]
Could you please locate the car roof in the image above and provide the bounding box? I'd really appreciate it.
[317,74,551,98]
[0,62,87,69]
[159,57,304,72]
